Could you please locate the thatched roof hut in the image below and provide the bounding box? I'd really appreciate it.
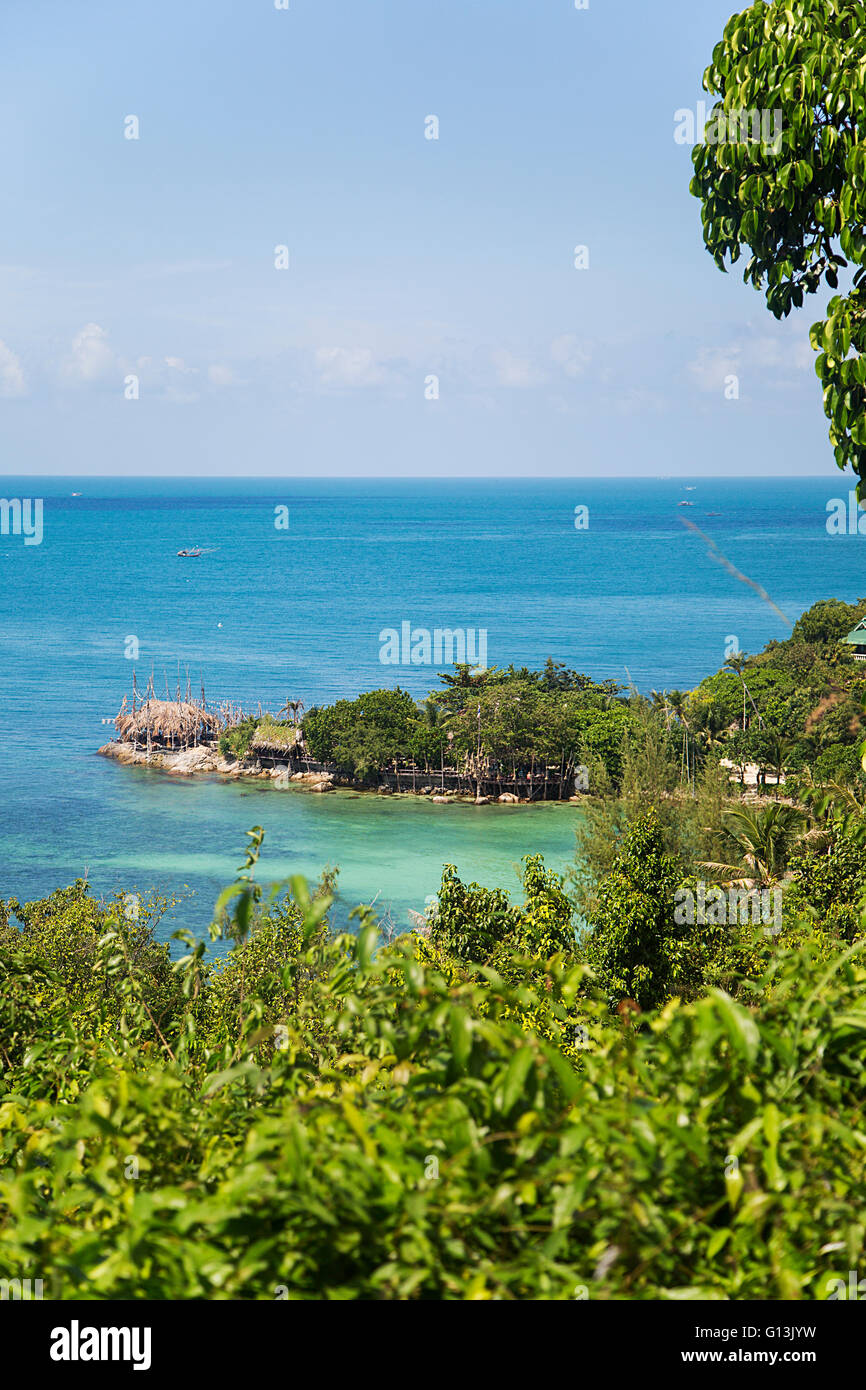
[115,698,219,750]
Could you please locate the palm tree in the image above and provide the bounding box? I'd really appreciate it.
[727,653,766,734]
[701,803,805,888]
[763,730,796,789]
[651,689,672,729]
[692,700,726,761]
[667,689,693,787]
[278,698,305,727]
[667,689,688,723]
[725,653,749,731]
[801,783,866,847]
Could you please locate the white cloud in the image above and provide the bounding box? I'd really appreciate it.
[0,339,25,397]
[130,354,201,403]
[161,357,199,403]
[688,331,813,392]
[62,322,116,383]
[550,334,592,378]
[688,345,742,392]
[208,364,235,387]
[314,346,387,387]
[491,349,543,388]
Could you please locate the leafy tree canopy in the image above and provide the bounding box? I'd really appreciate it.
[690,0,866,493]
[792,596,866,646]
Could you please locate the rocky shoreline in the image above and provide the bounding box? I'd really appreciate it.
[97,742,578,804]
[99,741,338,790]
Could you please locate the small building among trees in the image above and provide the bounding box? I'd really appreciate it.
[843,618,866,662]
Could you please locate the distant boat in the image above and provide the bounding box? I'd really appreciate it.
[71,492,81,497]
[177,547,202,557]
[684,486,696,491]
[706,511,721,517]
[677,501,694,507]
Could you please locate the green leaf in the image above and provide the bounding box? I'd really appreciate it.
[708,989,760,1066]
[497,1047,535,1117]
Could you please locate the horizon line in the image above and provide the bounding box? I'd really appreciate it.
[0,472,843,482]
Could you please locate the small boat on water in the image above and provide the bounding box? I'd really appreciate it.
[177,547,203,557]
[677,501,694,507]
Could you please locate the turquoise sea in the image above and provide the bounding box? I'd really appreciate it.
[1,476,863,946]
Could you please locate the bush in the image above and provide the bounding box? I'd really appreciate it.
[786,824,866,941]
[1,830,865,1301]
[0,881,183,1081]
[584,809,687,1010]
[218,716,258,760]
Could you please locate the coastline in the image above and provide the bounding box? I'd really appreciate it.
[97,741,583,805]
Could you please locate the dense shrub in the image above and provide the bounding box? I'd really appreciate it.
[1,830,865,1301]
[584,810,687,1010]
[0,881,183,1078]
[218,716,258,760]
[786,826,866,941]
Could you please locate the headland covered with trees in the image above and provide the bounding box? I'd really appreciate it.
[239,595,866,803]
[101,597,866,809]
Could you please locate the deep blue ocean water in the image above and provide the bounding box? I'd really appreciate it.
[1,476,863,945]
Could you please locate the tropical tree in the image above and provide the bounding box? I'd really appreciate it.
[420,696,447,784]
[793,599,866,648]
[585,809,687,1011]
[650,689,673,729]
[667,689,694,786]
[278,698,305,727]
[690,0,866,496]
[692,696,727,754]
[758,728,797,789]
[725,654,750,732]
[702,804,805,888]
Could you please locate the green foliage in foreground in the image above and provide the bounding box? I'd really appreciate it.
[430,853,574,966]
[1,830,866,1301]
[586,811,687,1012]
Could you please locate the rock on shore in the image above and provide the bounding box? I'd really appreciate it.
[98,742,252,778]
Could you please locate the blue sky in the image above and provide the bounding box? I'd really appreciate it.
[0,0,841,478]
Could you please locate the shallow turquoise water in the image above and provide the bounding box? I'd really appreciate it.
[4,754,580,947]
